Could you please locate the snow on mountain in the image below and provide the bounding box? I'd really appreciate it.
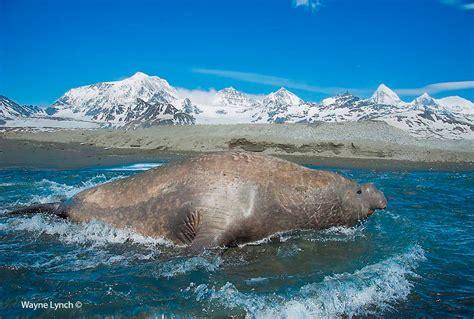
[190,87,260,124]
[410,93,441,111]
[50,72,192,127]
[311,91,403,123]
[264,87,303,106]
[52,72,177,116]
[435,96,474,115]
[308,88,473,139]
[365,91,473,139]
[376,108,473,140]
[369,84,404,106]
[3,73,473,139]
[253,88,307,123]
[117,99,194,128]
[0,95,99,128]
[0,95,44,124]
[212,87,258,109]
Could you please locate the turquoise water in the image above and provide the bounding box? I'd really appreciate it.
[0,161,473,318]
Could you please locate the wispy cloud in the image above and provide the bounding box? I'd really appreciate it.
[439,0,474,10]
[193,68,365,95]
[396,81,474,95]
[293,0,323,12]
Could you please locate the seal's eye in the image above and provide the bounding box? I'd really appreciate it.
[357,189,362,194]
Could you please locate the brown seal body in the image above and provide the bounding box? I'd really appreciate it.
[11,152,387,252]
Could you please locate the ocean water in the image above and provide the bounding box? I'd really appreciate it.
[0,161,473,318]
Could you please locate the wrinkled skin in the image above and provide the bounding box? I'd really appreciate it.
[13,152,387,253]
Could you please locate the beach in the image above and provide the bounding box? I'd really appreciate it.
[1,121,473,170]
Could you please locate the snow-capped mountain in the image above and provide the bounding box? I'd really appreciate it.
[190,87,260,124]
[375,92,473,139]
[50,72,184,125]
[307,90,473,139]
[212,87,259,110]
[0,95,99,128]
[2,72,473,139]
[435,96,474,115]
[369,84,405,106]
[253,88,307,123]
[411,93,441,111]
[118,99,194,128]
[310,92,401,123]
[0,95,44,124]
[55,72,178,111]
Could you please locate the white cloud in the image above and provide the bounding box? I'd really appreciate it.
[396,81,474,95]
[176,87,264,105]
[293,0,323,11]
[175,87,218,105]
[193,68,365,96]
[439,0,474,10]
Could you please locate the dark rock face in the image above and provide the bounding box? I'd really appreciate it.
[122,99,195,128]
[0,96,45,122]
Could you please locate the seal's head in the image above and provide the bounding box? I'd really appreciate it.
[339,181,387,224]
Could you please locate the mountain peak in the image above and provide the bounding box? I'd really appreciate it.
[275,87,292,94]
[370,84,401,105]
[414,92,433,103]
[436,95,474,115]
[419,92,431,99]
[0,95,44,119]
[214,87,257,107]
[52,71,179,116]
[130,71,149,79]
[412,92,439,109]
[218,87,239,94]
[266,87,302,105]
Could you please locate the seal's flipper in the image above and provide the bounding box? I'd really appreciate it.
[174,207,227,253]
[176,206,233,254]
[7,202,68,219]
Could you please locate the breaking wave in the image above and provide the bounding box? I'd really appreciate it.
[188,245,426,318]
[0,214,178,271]
[102,163,164,171]
[0,214,174,248]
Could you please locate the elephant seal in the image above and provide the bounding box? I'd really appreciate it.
[8,152,387,253]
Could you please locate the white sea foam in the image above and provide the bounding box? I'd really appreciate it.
[103,163,164,171]
[236,224,366,249]
[152,256,223,278]
[0,182,16,187]
[0,214,180,271]
[27,248,132,271]
[1,215,175,248]
[244,277,270,285]
[189,245,426,318]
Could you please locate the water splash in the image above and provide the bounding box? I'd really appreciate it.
[188,245,426,318]
[101,163,164,171]
[1,214,175,248]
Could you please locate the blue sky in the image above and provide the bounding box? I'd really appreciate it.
[1,0,473,105]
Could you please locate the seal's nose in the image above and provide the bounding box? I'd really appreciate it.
[362,183,387,210]
[377,195,388,210]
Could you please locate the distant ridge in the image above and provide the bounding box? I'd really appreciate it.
[1,72,473,139]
